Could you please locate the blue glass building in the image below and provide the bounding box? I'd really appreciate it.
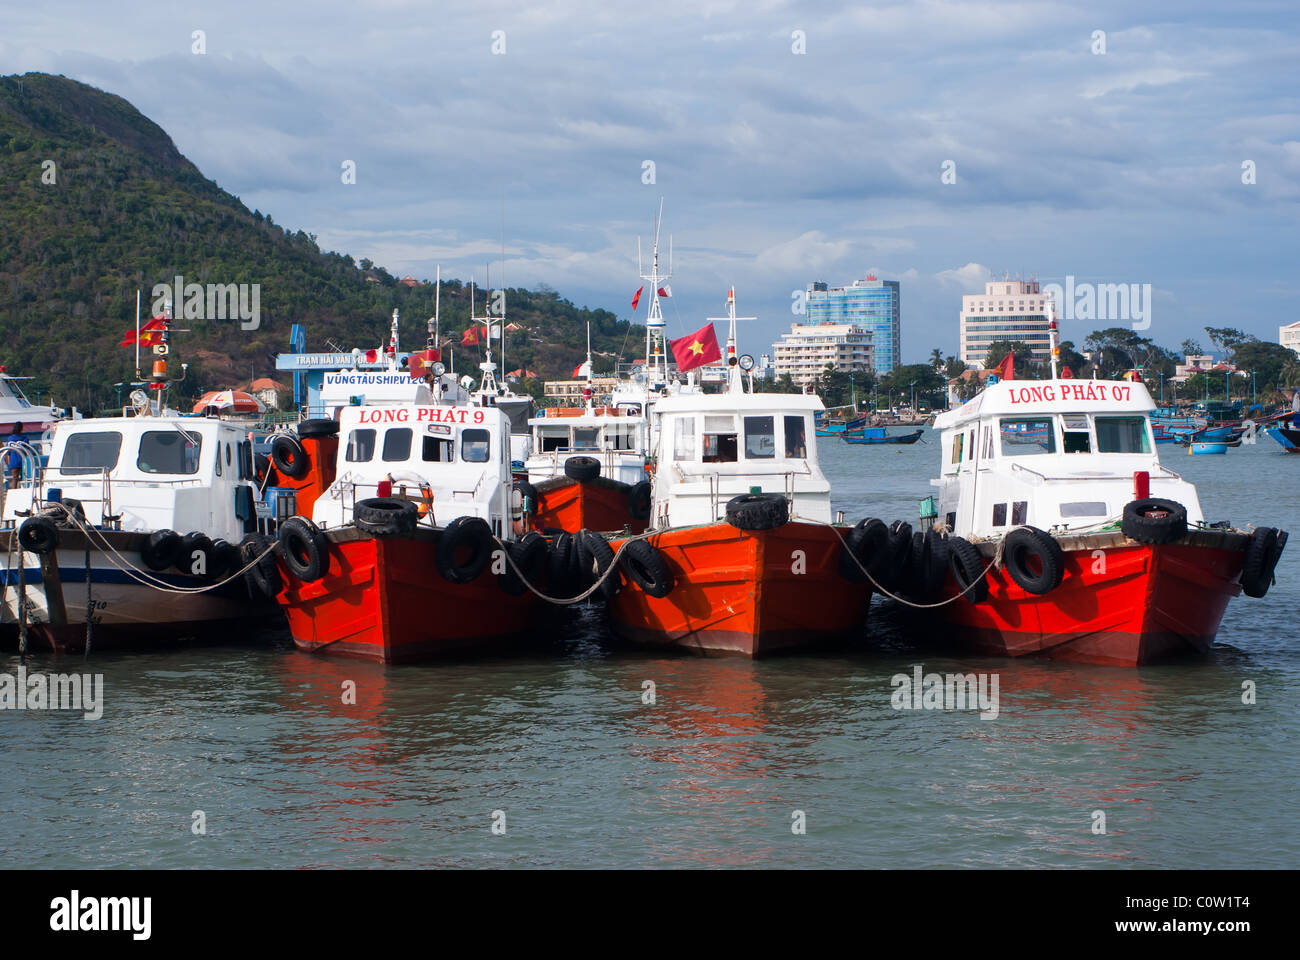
[805,276,901,375]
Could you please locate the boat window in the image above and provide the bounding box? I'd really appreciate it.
[422,436,453,462]
[784,416,807,458]
[137,430,202,475]
[1061,414,1091,454]
[703,433,738,463]
[573,427,599,450]
[1012,501,1027,525]
[992,503,1007,526]
[540,429,567,453]
[608,423,637,451]
[226,444,233,467]
[382,428,412,462]
[215,445,222,476]
[999,418,1055,455]
[951,433,964,464]
[461,428,490,463]
[1096,416,1151,454]
[744,416,775,459]
[58,431,123,475]
[674,417,696,460]
[346,428,376,462]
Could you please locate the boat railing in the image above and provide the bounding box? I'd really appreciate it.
[1010,462,1182,483]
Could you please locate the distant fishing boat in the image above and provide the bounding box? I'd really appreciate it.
[842,427,923,445]
[1188,441,1228,455]
[1267,422,1300,453]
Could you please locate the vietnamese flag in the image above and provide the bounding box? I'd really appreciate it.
[461,325,480,347]
[631,286,644,311]
[670,323,721,373]
[990,352,1014,380]
[119,317,167,348]
[409,348,441,379]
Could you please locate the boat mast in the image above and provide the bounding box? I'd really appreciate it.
[472,266,499,398]
[387,307,400,370]
[639,200,671,389]
[715,287,753,394]
[1047,300,1060,380]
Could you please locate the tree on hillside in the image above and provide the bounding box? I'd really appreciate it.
[1205,327,1254,358]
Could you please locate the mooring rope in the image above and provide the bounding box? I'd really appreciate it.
[491,529,659,606]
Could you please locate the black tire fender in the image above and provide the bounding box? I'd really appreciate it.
[279,516,330,582]
[627,481,652,521]
[947,536,988,604]
[240,533,282,599]
[354,497,419,537]
[564,456,600,483]
[270,433,309,479]
[724,493,789,531]
[141,529,181,571]
[296,418,339,439]
[577,528,619,599]
[435,516,493,585]
[176,532,214,577]
[839,517,888,582]
[1241,526,1281,598]
[547,531,577,597]
[499,532,548,596]
[620,539,674,598]
[1003,526,1065,595]
[18,516,59,555]
[1122,498,1188,545]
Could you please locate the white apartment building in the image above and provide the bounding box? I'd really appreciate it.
[772,322,874,387]
[1280,321,1300,357]
[959,278,1055,368]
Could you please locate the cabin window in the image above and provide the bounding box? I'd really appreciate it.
[785,416,807,458]
[346,429,376,462]
[702,414,738,464]
[422,436,453,462]
[999,418,1055,456]
[744,416,775,459]
[674,417,696,461]
[540,430,567,453]
[382,428,413,462]
[226,444,233,467]
[573,427,599,450]
[1061,414,1091,453]
[461,428,490,463]
[609,424,637,451]
[215,446,222,476]
[58,431,123,475]
[951,433,964,464]
[992,503,1007,526]
[1012,501,1027,525]
[1095,416,1150,454]
[983,427,994,459]
[137,430,202,475]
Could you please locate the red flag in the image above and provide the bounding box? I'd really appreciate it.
[990,352,1014,380]
[364,348,378,363]
[572,361,593,378]
[408,348,441,379]
[657,285,671,298]
[631,286,644,311]
[670,323,721,373]
[119,317,167,348]
[1061,366,1074,379]
[461,326,480,347]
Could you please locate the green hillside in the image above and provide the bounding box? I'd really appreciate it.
[0,72,643,412]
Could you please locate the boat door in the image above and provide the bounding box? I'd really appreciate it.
[956,420,988,533]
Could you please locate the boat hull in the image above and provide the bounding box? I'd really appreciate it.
[275,527,542,664]
[937,531,1247,666]
[531,476,648,535]
[607,521,871,657]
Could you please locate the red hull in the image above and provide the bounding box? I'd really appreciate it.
[275,529,541,664]
[532,476,648,535]
[939,534,1247,666]
[608,522,871,657]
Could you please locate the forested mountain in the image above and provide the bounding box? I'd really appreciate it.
[0,73,642,412]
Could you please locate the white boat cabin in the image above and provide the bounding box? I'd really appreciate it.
[931,378,1205,539]
[524,407,649,486]
[314,402,518,537]
[2,414,260,540]
[651,391,831,527]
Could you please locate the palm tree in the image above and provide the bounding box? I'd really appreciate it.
[929,347,943,371]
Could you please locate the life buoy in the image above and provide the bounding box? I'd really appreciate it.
[564,456,600,483]
[297,418,340,439]
[1241,526,1284,598]
[354,497,419,537]
[279,516,330,582]
[435,516,493,584]
[839,517,888,582]
[627,481,652,521]
[1003,526,1064,595]
[176,532,214,577]
[1122,498,1188,544]
[620,539,673,598]
[141,529,181,571]
[577,528,619,599]
[270,434,309,479]
[499,532,547,596]
[947,536,988,604]
[240,533,282,599]
[18,516,59,554]
[724,493,789,531]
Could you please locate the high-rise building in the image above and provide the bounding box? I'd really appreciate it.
[772,322,874,387]
[805,276,900,374]
[959,278,1054,368]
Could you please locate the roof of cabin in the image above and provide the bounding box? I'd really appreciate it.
[934,378,1154,430]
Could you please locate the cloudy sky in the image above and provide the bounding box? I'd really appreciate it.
[4,1,1297,362]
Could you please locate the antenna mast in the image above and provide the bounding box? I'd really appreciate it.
[639,199,672,388]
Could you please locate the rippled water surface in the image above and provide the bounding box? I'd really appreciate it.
[2,432,1297,868]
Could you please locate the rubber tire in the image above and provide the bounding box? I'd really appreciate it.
[1003,526,1065,595]
[279,517,330,582]
[1122,498,1188,545]
[908,531,950,599]
[1241,526,1280,598]
[435,516,493,585]
[516,479,539,516]
[208,538,239,579]
[499,532,548,596]
[883,521,912,589]
[141,529,181,571]
[564,456,600,483]
[627,481,652,521]
[725,493,789,531]
[620,539,674,598]
[354,497,419,537]
[839,517,888,582]
[241,534,282,599]
[270,434,309,479]
[576,528,619,599]
[18,516,59,554]
[548,532,577,598]
[297,418,339,439]
[59,498,87,527]
[948,536,989,604]
[176,532,214,577]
